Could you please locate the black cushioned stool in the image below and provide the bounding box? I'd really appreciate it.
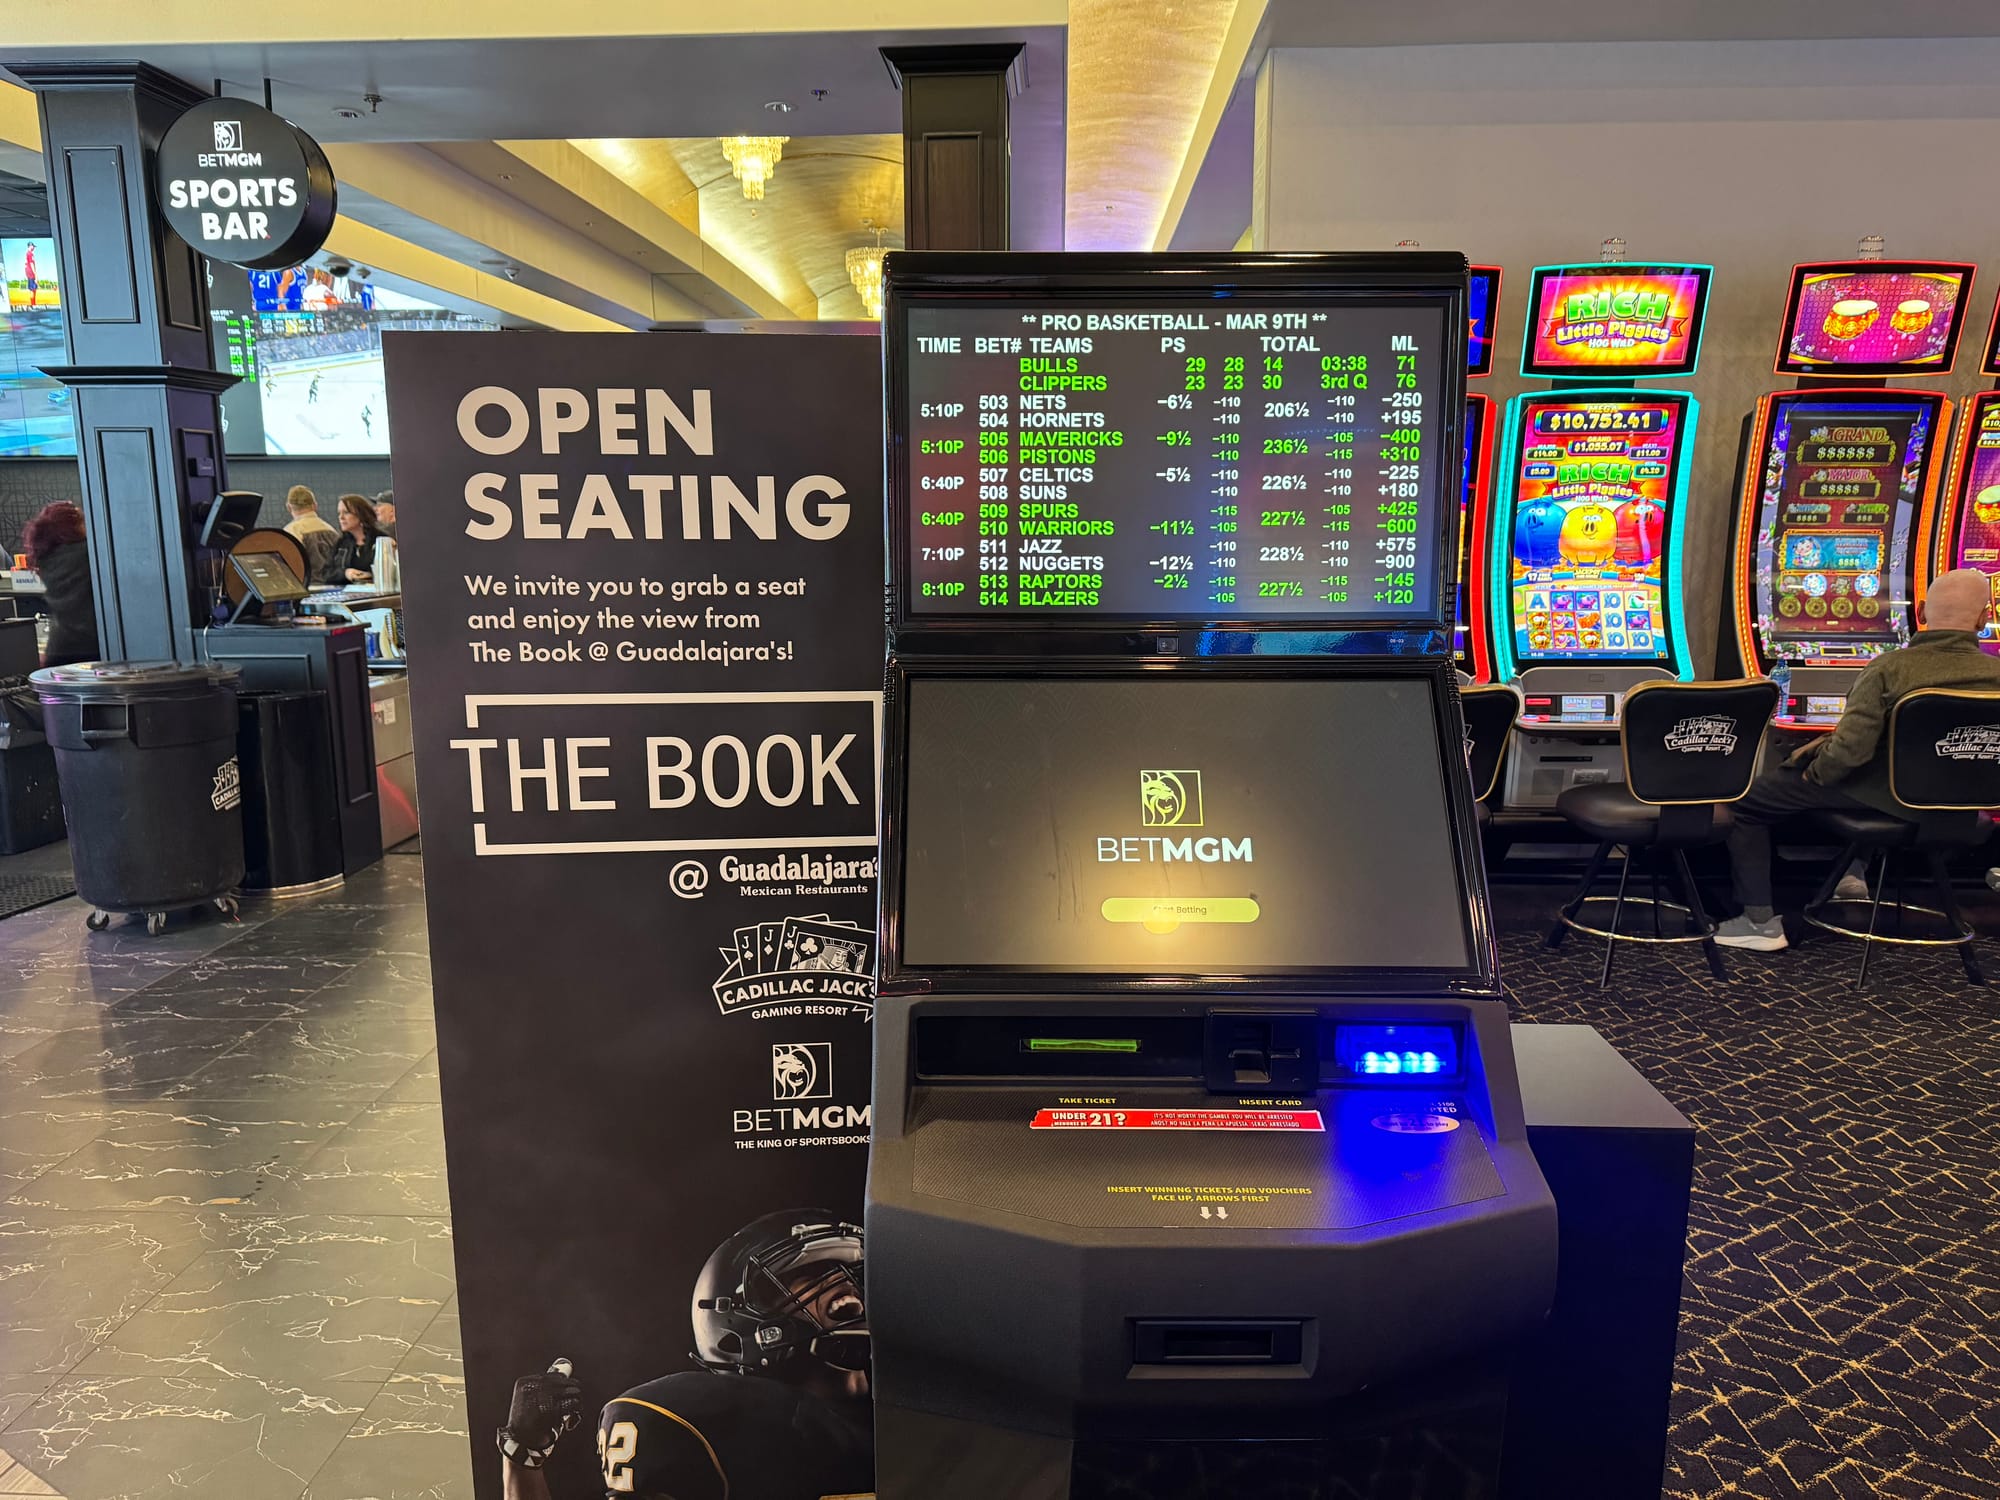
[1800,687,2000,988]
[1461,682,1521,830]
[1546,680,1780,985]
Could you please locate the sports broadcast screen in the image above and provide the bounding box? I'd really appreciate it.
[899,675,1472,974]
[1943,391,2000,648]
[1521,263,1711,378]
[1467,265,1501,377]
[1505,393,1691,663]
[1751,393,1942,653]
[901,296,1454,622]
[0,237,71,457]
[210,263,497,455]
[1776,261,1975,376]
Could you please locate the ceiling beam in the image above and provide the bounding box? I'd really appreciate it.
[1152,0,1269,252]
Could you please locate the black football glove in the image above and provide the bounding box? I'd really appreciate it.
[496,1357,583,1469]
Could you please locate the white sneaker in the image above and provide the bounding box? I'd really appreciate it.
[1715,914,1788,951]
[1834,874,1872,902]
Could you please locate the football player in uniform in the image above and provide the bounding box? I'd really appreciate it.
[500,1209,872,1500]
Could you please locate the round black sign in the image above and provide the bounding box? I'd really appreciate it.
[156,98,337,270]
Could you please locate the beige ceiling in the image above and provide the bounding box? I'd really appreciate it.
[574,134,903,318]
[1065,0,1240,250]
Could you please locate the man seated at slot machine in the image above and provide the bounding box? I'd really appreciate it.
[1717,569,2000,951]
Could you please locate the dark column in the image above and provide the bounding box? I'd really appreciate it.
[882,44,1022,251]
[10,62,231,663]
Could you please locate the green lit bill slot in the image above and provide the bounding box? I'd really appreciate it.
[1025,1038,1142,1054]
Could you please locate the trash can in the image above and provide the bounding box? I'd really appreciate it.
[33,661,245,932]
[237,690,343,895]
[0,674,63,854]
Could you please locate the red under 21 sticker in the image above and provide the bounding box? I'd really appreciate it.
[1031,1108,1324,1131]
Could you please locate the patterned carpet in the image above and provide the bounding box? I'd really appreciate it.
[1499,903,2000,1499]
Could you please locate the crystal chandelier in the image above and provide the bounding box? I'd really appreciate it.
[845,226,888,320]
[719,136,788,200]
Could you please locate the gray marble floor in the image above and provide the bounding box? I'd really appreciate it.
[0,853,469,1500]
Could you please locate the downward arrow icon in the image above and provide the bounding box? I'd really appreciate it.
[1199,1206,1212,1220]
[1216,1206,1229,1220]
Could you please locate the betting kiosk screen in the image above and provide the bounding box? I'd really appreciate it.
[1941,391,2000,649]
[898,675,1472,977]
[1749,393,1946,662]
[1775,261,1975,377]
[900,296,1453,622]
[1503,393,1692,664]
[1519,263,1711,378]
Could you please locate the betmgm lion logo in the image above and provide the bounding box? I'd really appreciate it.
[1664,715,1740,755]
[1139,769,1203,827]
[771,1042,832,1101]
[1934,724,2000,762]
[212,120,244,152]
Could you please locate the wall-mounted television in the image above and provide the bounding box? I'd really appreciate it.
[0,237,71,457]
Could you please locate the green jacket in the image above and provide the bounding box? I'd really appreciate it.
[1804,629,2000,813]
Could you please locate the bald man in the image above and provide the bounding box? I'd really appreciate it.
[1718,568,2000,949]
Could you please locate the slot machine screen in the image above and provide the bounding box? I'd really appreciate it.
[1454,394,1493,667]
[1943,390,2000,648]
[1504,393,1692,665]
[1776,261,1975,377]
[1520,263,1711,378]
[898,674,1473,976]
[1467,266,1502,377]
[898,293,1456,625]
[1754,394,1943,653]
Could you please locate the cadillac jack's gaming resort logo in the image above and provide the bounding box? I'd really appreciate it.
[1934,725,2000,762]
[713,915,875,1020]
[1665,715,1740,755]
[772,1042,833,1101]
[1139,769,1203,827]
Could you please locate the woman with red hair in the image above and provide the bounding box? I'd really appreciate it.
[21,502,99,667]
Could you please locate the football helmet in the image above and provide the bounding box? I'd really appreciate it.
[692,1209,867,1376]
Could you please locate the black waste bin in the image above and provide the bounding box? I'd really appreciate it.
[237,690,343,894]
[34,661,245,931]
[0,674,63,854]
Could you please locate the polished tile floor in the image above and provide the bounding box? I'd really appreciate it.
[0,854,466,1500]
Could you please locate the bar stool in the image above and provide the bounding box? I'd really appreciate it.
[1799,688,2000,988]
[1461,682,1522,830]
[1545,679,1781,985]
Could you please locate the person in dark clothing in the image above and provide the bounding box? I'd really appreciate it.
[22,502,100,667]
[323,493,382,585]
[1716,567,2000,950]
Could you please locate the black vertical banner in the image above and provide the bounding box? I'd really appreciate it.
[384,332,883,1499]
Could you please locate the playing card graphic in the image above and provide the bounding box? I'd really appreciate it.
[712,911,876,1018]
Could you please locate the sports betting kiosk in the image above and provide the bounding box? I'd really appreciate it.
[1718,257,1968,725]
[1921,291,2000,654]
[868,252,1558,1500]
[1485,256,1710,807]
[1457,265,1504,681]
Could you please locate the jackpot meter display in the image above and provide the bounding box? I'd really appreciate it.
[1520,263,1711,378]
[1733,391,1951,669]
[895,674,1473,977]
[1496,393,1694,668]
[1775,261,1975,377]
[898,298,1455,623]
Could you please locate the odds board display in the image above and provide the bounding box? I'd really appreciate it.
[899,297,1455,623]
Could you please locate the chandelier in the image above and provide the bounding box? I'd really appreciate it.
[719,136,788,200]
[845,226,889,320]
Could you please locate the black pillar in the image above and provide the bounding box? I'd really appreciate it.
[10,61,231,663]
[882,44,1022,251]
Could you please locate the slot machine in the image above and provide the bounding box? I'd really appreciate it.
[1456,265,1503,682]
[1718,255,1970,724]
[1486,254,1711,809]
[1920,291,2000,653]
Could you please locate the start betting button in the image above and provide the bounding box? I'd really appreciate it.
[1100,897,1262,933]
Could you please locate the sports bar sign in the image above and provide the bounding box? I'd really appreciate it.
[155,97,337,268]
